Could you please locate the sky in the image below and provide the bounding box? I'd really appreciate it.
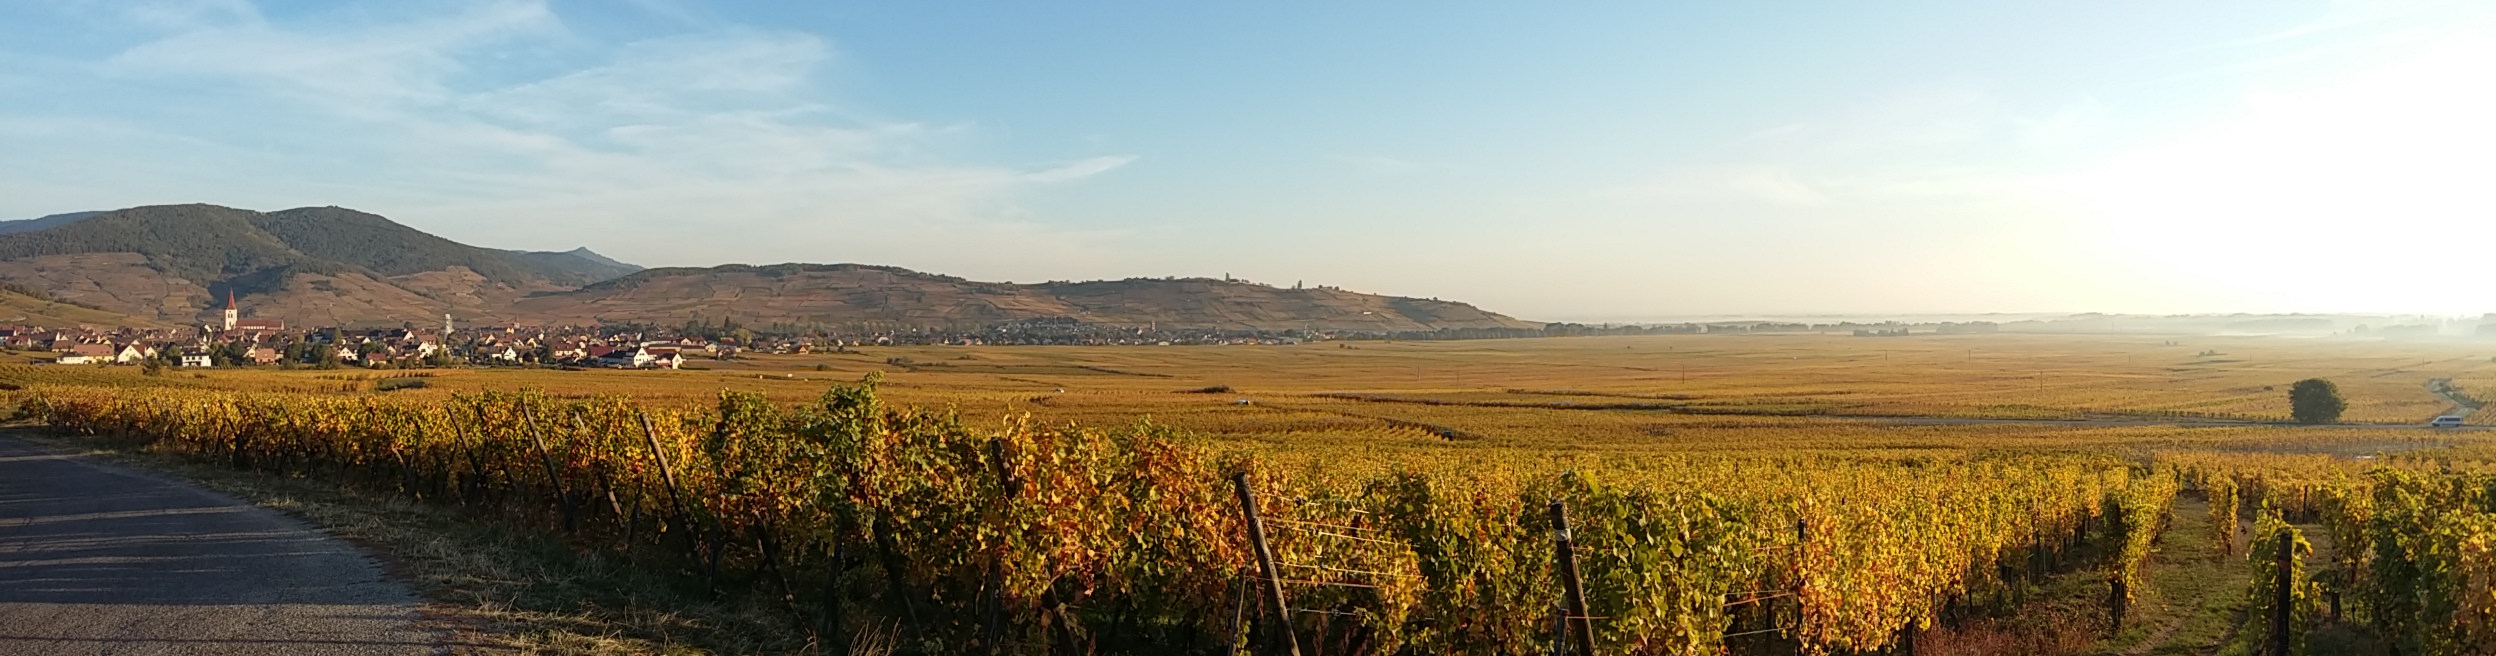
[1,0,2491,321]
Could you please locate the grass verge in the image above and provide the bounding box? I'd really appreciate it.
[1920,492,2386,656]
[2090,494,2247,655]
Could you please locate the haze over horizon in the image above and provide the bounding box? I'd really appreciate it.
[3,0,2490,321]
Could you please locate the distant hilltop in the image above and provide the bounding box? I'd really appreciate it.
[0,204,638,329]
[513,263,1537,332]
[0,204,1536,332]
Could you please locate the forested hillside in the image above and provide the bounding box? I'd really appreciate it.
[0,204,1526,331]
[0,204,639,326]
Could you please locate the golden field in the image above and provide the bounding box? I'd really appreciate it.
[20,331,2496,654]
[14,331,2490,460]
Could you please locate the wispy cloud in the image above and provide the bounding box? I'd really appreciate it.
[1326,154,1455,176]
[98,0,265,31]
[1024,156,1137,183]
[2180,0,2467,53]
[1602,82,2095,212]
[615,0,716,29]
[0,0,1133,275]
[107,1,557,111]
[1606,165,1832,208]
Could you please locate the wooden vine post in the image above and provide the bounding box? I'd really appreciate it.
[454,407,504,504]
[983,439,1012,654]
[1551,501,1596,656]
[2269,528,2291,656]
[519,404,576,532]
[983,439,1081,655]
[571,415,630,527]
[1231,473,1301,656]
[636,412,696,544]
[2109,575,2128,634]
[1796,518,1809,655]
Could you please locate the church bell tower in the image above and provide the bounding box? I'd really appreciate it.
[222,291,238,331]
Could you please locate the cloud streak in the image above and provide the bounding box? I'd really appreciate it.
[1,0,1134,276]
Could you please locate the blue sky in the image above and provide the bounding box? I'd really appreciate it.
[2,0,2491,320]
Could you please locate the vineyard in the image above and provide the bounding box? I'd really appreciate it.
[10,333,2496,654]
[14,375,2490,655]
[2167,456,2496,655]
[14,332,2492,435]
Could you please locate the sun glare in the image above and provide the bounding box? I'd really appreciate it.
[2053,25,2496,314]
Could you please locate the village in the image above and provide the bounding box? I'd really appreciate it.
[25,293,2473,374]
[15,293,1340,371]
[30,293,708,370]
[20,297,2289,373]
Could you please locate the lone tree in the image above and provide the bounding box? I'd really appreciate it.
[2289,378,2346,424]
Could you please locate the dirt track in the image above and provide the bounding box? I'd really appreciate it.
[0,434,442,655]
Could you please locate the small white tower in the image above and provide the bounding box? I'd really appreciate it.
[443,313,454,336]
[222,291,238,332]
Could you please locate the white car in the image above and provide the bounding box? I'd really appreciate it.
[2430,415,2465,428]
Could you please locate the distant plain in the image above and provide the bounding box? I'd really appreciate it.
[19,332,2488,459]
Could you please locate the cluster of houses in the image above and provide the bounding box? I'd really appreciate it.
[18,294,2035,369]
[19,314,1323,370]
[22,294,715,370]
[19,309,1468,370]
[16,294,1654,372]
[45,338,264,367]
[19,295,1347,371]
[27,324,709,370]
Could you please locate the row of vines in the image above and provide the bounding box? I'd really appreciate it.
[27,379,2188,655]
[2173,455,2496,655]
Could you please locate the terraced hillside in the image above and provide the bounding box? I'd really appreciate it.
[0,285,167,328]
[506,263,1539,331]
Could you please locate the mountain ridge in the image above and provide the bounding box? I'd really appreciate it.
[513,262,1538,332]
[0,204,638,325]
[0,204,1536,331]
[0,211,108,235]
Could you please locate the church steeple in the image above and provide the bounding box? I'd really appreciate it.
[222,290,238,332]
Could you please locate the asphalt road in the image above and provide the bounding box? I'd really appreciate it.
[0,434,442,655]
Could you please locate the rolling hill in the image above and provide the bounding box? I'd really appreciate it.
[0,211,107,235]
[0,204,641,326]
[0,204,1535,331]
[507,263,1538,331]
